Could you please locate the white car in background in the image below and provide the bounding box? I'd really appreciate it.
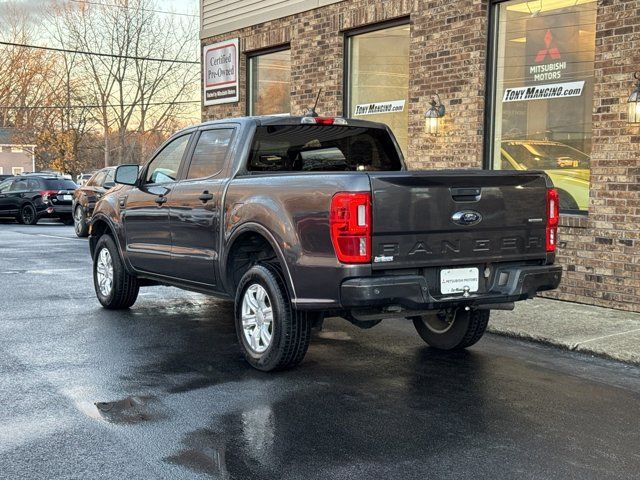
[76,173,94,186]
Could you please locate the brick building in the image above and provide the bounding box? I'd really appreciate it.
[200,0,640,312]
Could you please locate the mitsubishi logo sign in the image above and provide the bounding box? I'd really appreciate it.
[535,30,561,63]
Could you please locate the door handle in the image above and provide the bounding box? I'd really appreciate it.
[155,196,167,205]
[450,187,481,202]
[199,191,214,203]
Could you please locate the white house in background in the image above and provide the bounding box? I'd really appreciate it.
[0,128,35,176]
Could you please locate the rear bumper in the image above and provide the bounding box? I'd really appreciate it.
[340,264,562,311]
[37,204,72,217]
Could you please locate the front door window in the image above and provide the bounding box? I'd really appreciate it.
[145,134,191,184]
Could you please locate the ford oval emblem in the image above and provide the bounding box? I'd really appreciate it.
[452,210,482,226]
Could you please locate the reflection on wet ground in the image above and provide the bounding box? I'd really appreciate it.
[2,223,640,479]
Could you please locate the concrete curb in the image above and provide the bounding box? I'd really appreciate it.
[487,298,640,366]
[486,327,640,367]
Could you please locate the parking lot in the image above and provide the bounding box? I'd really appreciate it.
[1,220,640,479]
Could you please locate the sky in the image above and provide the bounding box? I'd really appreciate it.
[0,0,203,125]
[0,0,198,19]
[157,0,198,14]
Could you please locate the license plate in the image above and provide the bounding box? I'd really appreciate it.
[63,195,72,200]
[440,267,479,295]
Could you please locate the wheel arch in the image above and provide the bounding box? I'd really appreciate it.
[89,214,126,264]
[19,199,36,210]
[222,223,296,303]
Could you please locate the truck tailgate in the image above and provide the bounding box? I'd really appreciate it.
[368,171,549,270]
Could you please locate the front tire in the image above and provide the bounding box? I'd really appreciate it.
[412,308,489,350]
[73,205,89,237]
[234,265,311,371]
[93,235,139,309]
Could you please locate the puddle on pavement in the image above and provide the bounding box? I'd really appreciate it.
[78,395,163,424]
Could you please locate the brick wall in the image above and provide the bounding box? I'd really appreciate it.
[202,0,640,313]
[202,0,488,169]
[543,0,640,312]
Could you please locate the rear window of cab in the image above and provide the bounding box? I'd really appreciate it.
[247,124,402,173]
[43,179,78,190]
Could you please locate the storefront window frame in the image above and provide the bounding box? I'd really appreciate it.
[343,17,411,155]
[484,0,594,217]
[246,44,292,116]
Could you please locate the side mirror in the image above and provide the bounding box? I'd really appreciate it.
[114,165,139,186]
[103,181,116,189]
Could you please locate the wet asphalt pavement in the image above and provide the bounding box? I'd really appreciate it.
[1,220,640,479]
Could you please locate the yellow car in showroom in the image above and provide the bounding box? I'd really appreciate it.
[500,140,590,212]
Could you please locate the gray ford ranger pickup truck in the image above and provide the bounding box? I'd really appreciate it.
[89,116,562,371]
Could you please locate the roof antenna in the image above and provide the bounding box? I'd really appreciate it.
[304,88,322,117]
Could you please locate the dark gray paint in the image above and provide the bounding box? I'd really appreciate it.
[168,177,224,286]
[90,116,558,311]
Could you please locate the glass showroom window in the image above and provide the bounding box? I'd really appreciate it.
[248,49,291,116]
[491,0,596,213]
[347,23,410,156]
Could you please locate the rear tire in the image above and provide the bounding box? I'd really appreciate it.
[73,205,89,237]
[20,204,38,225]
[93,235,139,309]
[234,264,311,371]
[411,308,489,350]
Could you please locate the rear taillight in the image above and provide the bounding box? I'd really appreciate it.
[330,192,371,263]
[40,190,58,202]
[546,188,559,252]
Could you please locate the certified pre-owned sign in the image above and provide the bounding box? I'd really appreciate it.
[203,39,239,106]
[503,80,584,103]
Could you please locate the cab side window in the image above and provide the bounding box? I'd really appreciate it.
[186,129,234,180]
[103,169,115,187]
[10,179,28,191]
[92,171,107,187]
[145,134,191,184]
[0,179,12,192]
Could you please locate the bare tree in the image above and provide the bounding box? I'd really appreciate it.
[0,3,59,131]
[0,0,199,173]
[57,0,199,167]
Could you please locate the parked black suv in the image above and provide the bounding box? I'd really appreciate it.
[0,175,77,225]
[72,167,116,237]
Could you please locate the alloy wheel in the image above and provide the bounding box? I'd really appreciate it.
[422,310,456,334]
[241,284,274,353]
[74,206,84,235]
[21,205,35,224]
[96,248,114,297]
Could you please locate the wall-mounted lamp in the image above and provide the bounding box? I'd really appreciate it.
[424,94,446,135]
[628,72,640,124]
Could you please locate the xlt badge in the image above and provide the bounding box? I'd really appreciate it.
[451,210,482,226]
